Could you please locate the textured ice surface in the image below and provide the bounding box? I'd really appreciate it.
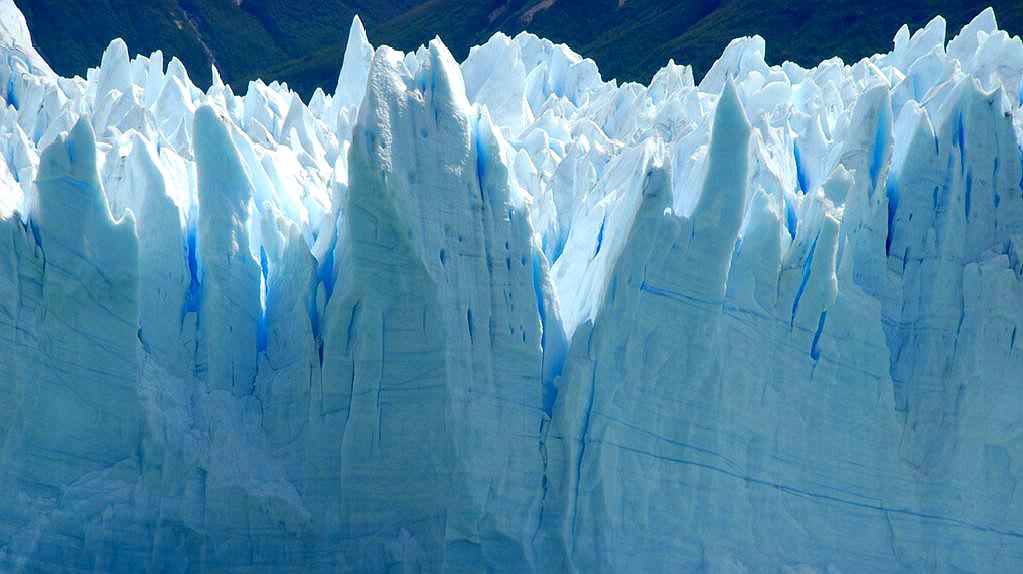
[0,0,1022,571]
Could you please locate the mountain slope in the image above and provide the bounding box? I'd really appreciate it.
[13,0,414,89]
[16,0,1023,100]
[247,0,1023,98]
[368,0,1023,83]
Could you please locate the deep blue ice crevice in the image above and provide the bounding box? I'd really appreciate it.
[318,231,338,299]
[533,249,566,415]
[28,217,41,250]
[345,299,360,351]
[1019,150,1023,200]
[885,176,900,256]
[993,157,1000,207]
[964,171,973,219]
[308,216,339,358]
[182,214,201,320]
[544,224,569,264]
[956,110,966,173]
[256,245,269,353]
[784,193,797,239]
[6,73,17,110]
[569,366,598,546]
[793,140,808,194]
[810,311,827,360]
[533,249,554,409]
[592,215,606,258]
[869,99,891,192]
[791,230,820,325]
[474,111,489,203]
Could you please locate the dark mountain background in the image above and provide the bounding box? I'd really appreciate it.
[14,0,1023,100]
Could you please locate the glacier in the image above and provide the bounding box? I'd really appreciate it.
[0,0,1022,571]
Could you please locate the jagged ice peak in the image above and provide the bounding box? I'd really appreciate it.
[1,0,1022,572]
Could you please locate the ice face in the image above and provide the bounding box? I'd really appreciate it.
[0,1,1022,571]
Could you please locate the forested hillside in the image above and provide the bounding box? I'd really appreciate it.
[16,0,1023,99]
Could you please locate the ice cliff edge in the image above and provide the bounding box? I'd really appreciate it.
[1,1,1022,571]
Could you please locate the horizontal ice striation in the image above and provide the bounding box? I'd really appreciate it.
[0,0,1022,570]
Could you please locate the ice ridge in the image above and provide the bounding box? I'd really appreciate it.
[0,1,1022,571]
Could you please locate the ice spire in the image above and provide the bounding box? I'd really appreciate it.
[334,15,374,111]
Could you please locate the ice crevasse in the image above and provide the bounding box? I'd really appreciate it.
[1,0,1022,571]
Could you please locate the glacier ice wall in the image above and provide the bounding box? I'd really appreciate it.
[1,2,1022,572]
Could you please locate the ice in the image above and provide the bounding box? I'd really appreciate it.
[0,0,1022,571]
[332,15,373,114]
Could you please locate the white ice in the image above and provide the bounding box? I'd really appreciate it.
[0,0,1022,571]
